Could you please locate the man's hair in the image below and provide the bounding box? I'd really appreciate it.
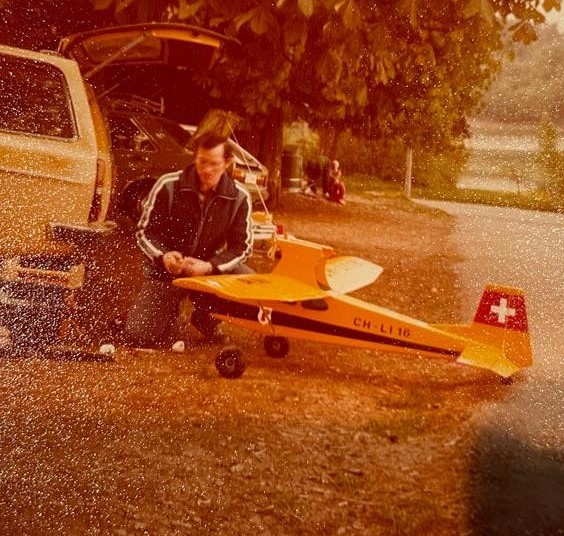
[193,132,233,159]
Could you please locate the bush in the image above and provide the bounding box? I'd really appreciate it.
[536,116,564,198]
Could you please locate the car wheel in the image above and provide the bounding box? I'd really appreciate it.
[215,346,246,378]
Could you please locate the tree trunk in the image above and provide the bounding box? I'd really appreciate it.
[404,146,413,198]
[259,108,284,210]
[317,124,338,158]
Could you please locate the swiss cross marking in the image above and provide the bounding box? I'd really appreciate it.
[490,298,516,323]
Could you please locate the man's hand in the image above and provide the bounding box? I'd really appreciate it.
[162,251,185,276]
[181,256,213,277]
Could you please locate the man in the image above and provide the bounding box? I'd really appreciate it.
[327,170,346,205]
[125,132,253,348]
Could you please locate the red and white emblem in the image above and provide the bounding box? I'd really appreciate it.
[258,306,273,326]
[474,285,528,331]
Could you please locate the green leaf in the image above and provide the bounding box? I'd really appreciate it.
[250,6,273,35]
[297,0,314,17]
[336,0,361,30]
[233,8,259,33]
[543,0,561,11]
[178,0,205,20]
[92,0,115,10]
[461,0,495,25]
[512,21,538,44]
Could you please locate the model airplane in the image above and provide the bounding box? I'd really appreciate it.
[174,236,532,380]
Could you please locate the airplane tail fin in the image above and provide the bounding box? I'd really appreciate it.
[436,284,532,377]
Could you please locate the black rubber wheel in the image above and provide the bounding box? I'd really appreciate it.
[215,346,246,378]
[264,336,290,358]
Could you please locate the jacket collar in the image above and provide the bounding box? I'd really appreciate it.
[179,164,238,199]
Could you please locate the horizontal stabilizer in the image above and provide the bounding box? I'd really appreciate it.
[456,344,521,378]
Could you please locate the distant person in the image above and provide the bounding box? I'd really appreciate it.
[327,169,346,205]
[326,160,344,200]
[125,132,253,349]
[327,159,342,188]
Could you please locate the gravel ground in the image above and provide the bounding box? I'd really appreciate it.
[0,192,511,535]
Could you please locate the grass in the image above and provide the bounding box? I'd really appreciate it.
[464,150,537,181]
[413,186,564,213]
[344,173,405,196]
[343,172,564,213]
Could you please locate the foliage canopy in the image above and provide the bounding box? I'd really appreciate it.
[1,0,560,198]
[88,0,561,152]
[481,23,564,126]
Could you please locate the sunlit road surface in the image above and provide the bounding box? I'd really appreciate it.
[418,200,564,532]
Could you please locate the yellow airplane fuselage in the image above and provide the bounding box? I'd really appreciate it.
[214,292,467,360]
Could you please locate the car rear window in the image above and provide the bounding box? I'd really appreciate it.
[108,113,157,152]
[152,117,192,148]
[0,54,76,139]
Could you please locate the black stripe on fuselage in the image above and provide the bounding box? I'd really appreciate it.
[208,295,460,357]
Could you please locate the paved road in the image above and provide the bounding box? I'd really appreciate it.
[418,200,564,534]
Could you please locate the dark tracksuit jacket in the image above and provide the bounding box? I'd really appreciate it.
[136,165,253,280]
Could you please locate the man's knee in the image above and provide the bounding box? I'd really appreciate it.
[123,278,183,348]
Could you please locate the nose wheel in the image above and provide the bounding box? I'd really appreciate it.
[215,345,246,378]
[264,336,290,358]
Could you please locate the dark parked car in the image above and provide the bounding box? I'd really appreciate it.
[107,104,269,221]
[107,107,194,220]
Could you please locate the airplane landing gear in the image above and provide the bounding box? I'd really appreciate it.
[264,336,290,358]
[215,345,246,378]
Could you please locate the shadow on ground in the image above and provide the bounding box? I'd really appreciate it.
[469,426,564,535]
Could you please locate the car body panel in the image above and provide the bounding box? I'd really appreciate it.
[58,22,231,80]
[0,44,105,256]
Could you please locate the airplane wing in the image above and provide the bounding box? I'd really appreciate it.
[173,273,328,302]
[321,256,383,293]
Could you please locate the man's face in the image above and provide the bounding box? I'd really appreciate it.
[195,144,229,192]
